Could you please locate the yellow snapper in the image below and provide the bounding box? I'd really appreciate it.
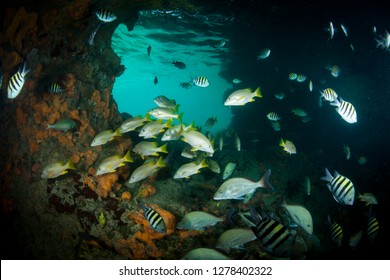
[119,115,150,134]
[181,129,214,154]
[279,138,296,154]
[139,119,172,139]
[96,150,133,176]
[91,128,121,146]
[282,202,313,234]
[224,87,262,106]
[129,156,166,183]
[181,145,198,159]
[222,162,236,179]
[214,169,273,200]
[161,124,183,141]
[132,141,168,159]
[41,157,76,179]
[173,158,208,179]
[148,107,183,121]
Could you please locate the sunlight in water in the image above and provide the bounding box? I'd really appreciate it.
[111,11,234,135]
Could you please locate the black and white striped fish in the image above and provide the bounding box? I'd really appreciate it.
[249,206,292,257]
[267,112,281,121]
[193,76,209,87]
[320,88,338,102]
[367,216,379,242]
[321,168,355,205]
[139,202,167,233]
[95,9,117,23]
[7,62,29,99]
[47,82,64,93]
[330,98,357,123]
[328,215,343,247]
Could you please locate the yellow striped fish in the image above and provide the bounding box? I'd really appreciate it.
[330,98,357,124]
[7,62,29,99]
[367,216,379,242]
[139,202,166,233]
[328,216,343,247]
[321,168,355,205]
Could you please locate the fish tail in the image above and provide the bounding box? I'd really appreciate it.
[156,156,166,168]
[258,169,274,191]
[114,128,122,137]
[66,157,76,170]
[123,150,133,163]
[160,143,168,154]
[320,168,332,182]
[254,87,262,98]
[279,138,284,147]
[200,158,208,169]
[174,103,180,113]
[178,112,183,123]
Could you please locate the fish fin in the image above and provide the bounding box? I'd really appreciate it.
[123,150,133,162]
[320,168,333,182]
[160,143,168,154]
[114,128,122,137]
[156,156,166,168]
[254,87,262,98]
[66,158,76,170]
[258,169,274,191]
[177,112,183,123]
[279,138,284,147]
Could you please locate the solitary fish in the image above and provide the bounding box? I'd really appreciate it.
[222,162,236,179]
[7,62,29,99]
[172,60,186,69]
[41,157,76,179]
[95,9,117,22]
[154,76,158,85]
[279,138,296,155]
[330,98,357,124]
[257,48,271,60]
[224,87,262,106]
[46,118,76,131]
[147,45,152,56]
[139,202,166,233]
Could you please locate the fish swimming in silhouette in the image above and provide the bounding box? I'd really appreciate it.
[147,45,152,56]
[172,60,186,69]
[154,76,158,85]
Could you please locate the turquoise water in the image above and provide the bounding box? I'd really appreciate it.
[112,13,234,134]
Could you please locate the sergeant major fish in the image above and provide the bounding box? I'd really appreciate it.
[139,201,167,233]
[7,62,29,99]
[330,98,357,124]
[96,9,117,22]
[321,168,355,205]
[193,76,209,87]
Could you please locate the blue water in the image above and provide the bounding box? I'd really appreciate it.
[112,12,234,134]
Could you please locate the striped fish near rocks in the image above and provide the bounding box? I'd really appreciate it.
[139,201,167,233]
[321,168,355,205]
[7,62,29,99]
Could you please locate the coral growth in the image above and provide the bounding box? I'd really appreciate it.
[96,173,119,198]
